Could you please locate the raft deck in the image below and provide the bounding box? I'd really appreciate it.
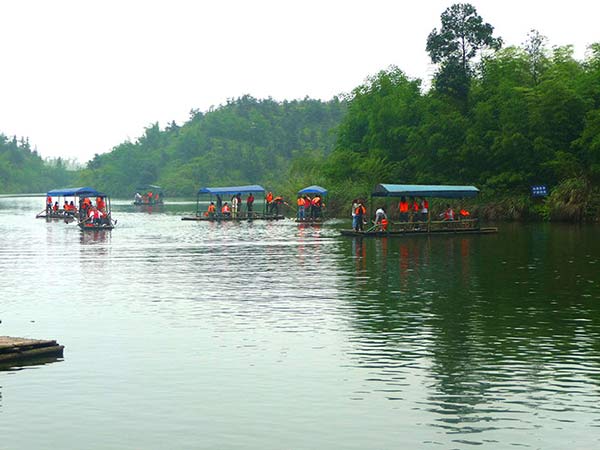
[181,214,284,221]
[0,336,64,365]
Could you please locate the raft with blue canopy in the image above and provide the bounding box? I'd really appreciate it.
[296,185,328,224]
[341,183,497,237]
[182,185,283,221]
[37,186,115,230]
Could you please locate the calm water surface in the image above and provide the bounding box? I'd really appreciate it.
[1,198,599,449]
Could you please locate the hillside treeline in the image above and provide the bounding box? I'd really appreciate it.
[323,43,600,220]
[0,134,74,193]
[79,96,346,196]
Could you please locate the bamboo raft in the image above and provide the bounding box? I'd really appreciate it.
[340,226,498,237]
[0,336,64,365]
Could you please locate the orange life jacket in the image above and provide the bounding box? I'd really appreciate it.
[460,209,470,217]
[399,201,409,213]
[297,198,304,207]
[222,205,230,213]
[266,193,273,203]
[355,205,366,215]
[208,204,216,213]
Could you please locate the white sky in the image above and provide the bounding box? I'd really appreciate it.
[0,0,598,162]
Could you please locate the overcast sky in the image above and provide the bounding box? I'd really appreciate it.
[1,0,598,162]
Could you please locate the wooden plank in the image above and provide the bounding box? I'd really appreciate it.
[0,336,64,363]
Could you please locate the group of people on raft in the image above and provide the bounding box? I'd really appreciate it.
[206,192,256,218]
[204,191,294,218]
[45,195,110,225]
[351,196,471,232]
[296,194,325,221]
[134,191,162,205]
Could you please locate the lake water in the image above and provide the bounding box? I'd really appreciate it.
[1,198,599,449]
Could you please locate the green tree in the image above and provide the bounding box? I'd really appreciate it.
[426,3,502,100]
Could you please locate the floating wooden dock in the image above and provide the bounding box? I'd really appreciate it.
[0,336,64,365]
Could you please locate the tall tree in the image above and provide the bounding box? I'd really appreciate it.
[426,3,502,100]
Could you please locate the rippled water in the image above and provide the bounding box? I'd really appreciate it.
[1,198,600,449]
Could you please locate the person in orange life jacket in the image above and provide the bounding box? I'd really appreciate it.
[354,201,366,231]
[398,196,409,222]
[207,202,216,217]
[63,201,69,213]
[80,197,89,220]
[52,201,59,213]
[311,195,323,219]
[221,202,231,217]
[96,196,105,211]
[297,196,306,220]
[440,204,455,221]
[459,208,470,219]
[411,197,420,221]
[46,195,53,213]
[272,196,285,216]
[375,206,388,231]
[266,191,274,213]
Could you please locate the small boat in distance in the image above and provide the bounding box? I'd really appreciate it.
[340,184,498,237]
[134,185,164,205]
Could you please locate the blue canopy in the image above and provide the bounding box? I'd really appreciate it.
[197,185,266,195]
[372,184,479,198]
[298,185,328,195]
[47,187,106,197]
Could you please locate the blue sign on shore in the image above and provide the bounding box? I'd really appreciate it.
[531,185,548,197]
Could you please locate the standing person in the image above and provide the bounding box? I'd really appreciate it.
[46,195,53,213]
[421,198,429,222]
[374,206,388,231]
[351,199,359,231]
[354,201,366,231]
[231,194,239,218]
[398,196,409,223]
[411,197,420,222]
[297,195,305,220]
[272,195,285,216]
[265,191,274,214]
[246,193,255,217]
[216,195,223,216]
[311,195,322,220]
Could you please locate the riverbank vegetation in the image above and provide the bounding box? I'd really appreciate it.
[0,134,75,193]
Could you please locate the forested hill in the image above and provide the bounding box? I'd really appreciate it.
[79,96,346,196]
[0,134,74,194]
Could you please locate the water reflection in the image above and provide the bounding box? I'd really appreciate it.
[339,229,600,443]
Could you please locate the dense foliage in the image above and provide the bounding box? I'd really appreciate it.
[79,96,346,196]
[0,134,74,193]
[323,37,600,220]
